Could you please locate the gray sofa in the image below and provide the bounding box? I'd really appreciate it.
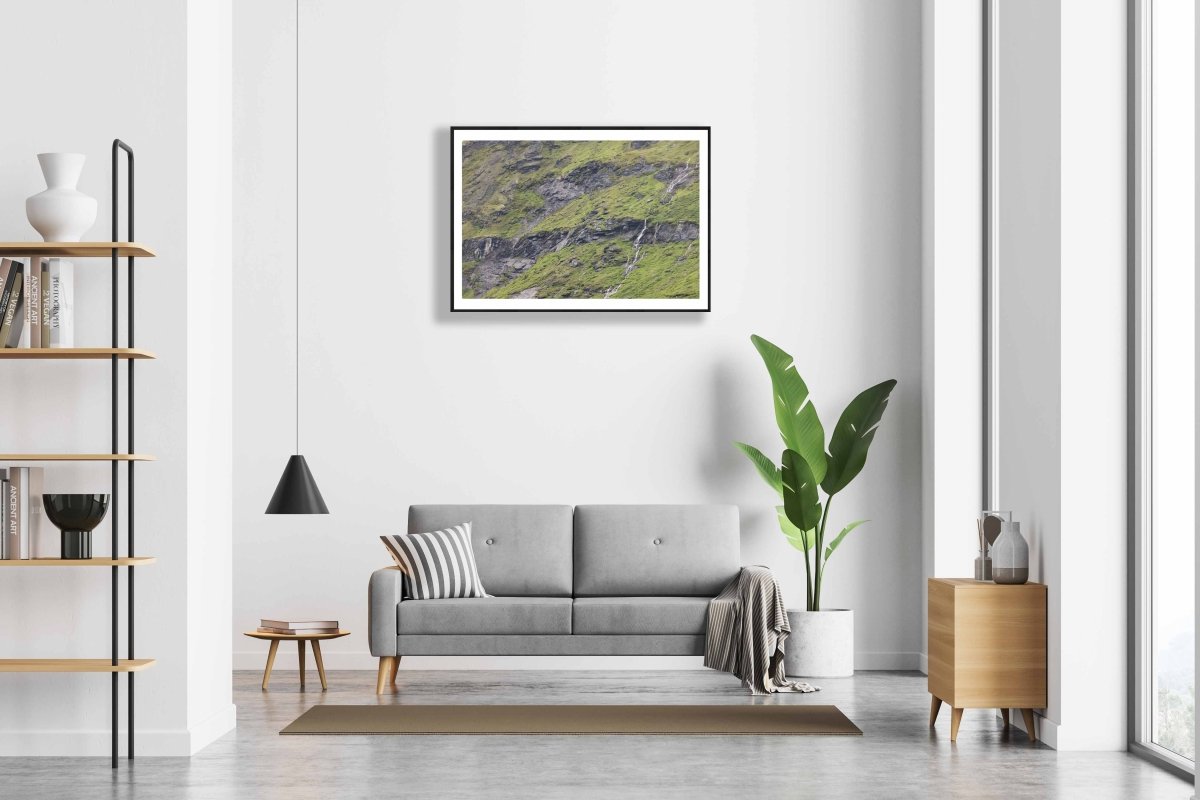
[369,504,740,692]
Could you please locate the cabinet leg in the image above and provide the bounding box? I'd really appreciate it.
[930,695,943,727]
[1020,708,1037,742]
[312,640,328,690]
[297,640,306,690]
[1001,708,1010,729]
[950,707,964,742]
[261,640,279,691]
[377,656,397,694]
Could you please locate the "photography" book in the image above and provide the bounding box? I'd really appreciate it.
[40,258,50,345]
[47,259,74,348]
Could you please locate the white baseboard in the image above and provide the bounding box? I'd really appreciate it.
[854,651,924,671]
[1030,712,1057,749]
[991,709,1059,750]
[234,650,925,672]
[918,652,929,675]
[234,650,708,671]
[188,703,237,755]
[0,703,236,757]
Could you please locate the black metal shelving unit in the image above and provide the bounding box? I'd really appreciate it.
[0,139,156,769]
[111,137,138,769]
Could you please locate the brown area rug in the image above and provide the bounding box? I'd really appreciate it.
[280,704,862,736]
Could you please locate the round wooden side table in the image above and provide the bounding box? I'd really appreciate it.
[243,630,350,691]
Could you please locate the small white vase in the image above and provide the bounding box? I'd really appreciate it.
[784,608,854,677]
[26,153,97,242]
[991,521,1030,584]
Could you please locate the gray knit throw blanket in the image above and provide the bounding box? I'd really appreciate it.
[704,566,819,695]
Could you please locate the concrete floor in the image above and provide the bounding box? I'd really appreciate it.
[0,669,1192,799]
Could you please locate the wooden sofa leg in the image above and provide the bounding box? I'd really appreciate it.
[390,655,400,687]
[376,656,397,694]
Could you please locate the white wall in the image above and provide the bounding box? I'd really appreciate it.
[0,0,233,756]
[233,0,926,671]
[993,0,1128,750]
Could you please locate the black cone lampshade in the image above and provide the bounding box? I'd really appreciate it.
[265,455,329,515]
[264,0,329,516]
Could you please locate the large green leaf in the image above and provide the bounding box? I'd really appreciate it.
[751,335,827,483]
[777,505,814,552]
[821,379,898,496]
[782,448,823,534]
[734,442,782,497]
[777,506,816,551]
[823,519,868,560]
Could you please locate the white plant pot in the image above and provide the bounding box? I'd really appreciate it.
[26,153,97,242]
[784,608,854,678]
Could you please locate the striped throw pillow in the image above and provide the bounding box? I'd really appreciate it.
[380,523,490,600]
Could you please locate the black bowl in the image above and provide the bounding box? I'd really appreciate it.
[43,494,110,533]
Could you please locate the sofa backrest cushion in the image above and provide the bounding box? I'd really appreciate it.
[573,505,740,597]
[408,505,573,597]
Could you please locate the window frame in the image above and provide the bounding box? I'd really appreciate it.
[1129,0,1196,780]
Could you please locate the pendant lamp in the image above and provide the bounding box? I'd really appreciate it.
[266,0,329,515]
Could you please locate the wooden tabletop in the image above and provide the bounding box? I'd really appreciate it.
[930,578,1045,588]
[244,630,350,641]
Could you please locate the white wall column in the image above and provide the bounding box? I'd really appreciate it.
[992,0,1127,750]
[919,0,985,674]
[185,0,237,753]
[1057,0,1128,752]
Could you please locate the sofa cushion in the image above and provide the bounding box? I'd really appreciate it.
[572,596,711,635]
[380,523,489,599]
[397,597,572,635]
[573,505,740,596]
[409,505,573,597]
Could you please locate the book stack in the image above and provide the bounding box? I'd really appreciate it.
[258,618,339,635]
[0,467,46,559]
[0,257,74,349]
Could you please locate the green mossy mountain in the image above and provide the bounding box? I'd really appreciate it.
[460,140,701,300]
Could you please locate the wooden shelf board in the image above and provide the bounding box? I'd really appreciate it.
[0,557,156,567]
[0,347,156,360]
[0,453,155,462]
[0,242,155,258]
[0,659,156,673]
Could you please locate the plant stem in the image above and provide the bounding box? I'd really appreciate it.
[801,527,814,611]
[813,496,832,611]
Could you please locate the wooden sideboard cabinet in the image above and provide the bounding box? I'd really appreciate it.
[927,578,1047,742]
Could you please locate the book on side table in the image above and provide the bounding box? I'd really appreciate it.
[258,618,339,635]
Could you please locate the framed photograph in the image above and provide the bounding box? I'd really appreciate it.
[451,126,710,312]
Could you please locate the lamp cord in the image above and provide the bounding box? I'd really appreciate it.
[295,0,300,455]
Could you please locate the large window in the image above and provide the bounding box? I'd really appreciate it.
[1133,0,1196,774]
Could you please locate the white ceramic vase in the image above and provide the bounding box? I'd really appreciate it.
[991,520,1030,584]
[26,153,97,242]
[784,608,854,677]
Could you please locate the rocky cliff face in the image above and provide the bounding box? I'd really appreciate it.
[460,139,701,300]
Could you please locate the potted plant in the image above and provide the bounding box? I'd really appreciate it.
[735,334,896,677]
